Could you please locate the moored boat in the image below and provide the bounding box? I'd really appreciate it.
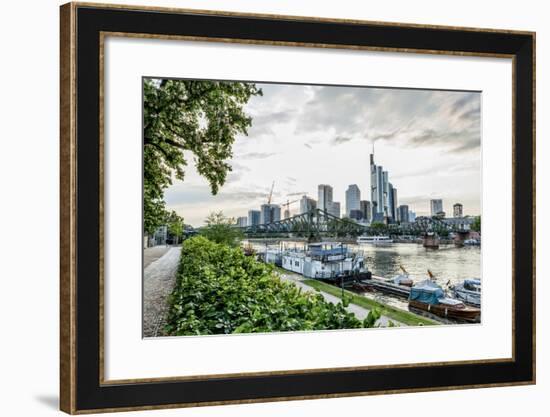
[390,265,414,287]
[278,242,370,283]
[408,279,480,323]
[450,278,481,307]
[357,235,393,245]
[357,266,414,299]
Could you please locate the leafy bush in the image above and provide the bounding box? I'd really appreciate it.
[165,236,374,335]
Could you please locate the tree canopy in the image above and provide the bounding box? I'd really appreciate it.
[471,216,481,233]
[200,211,244,247]
[143,78,262,234]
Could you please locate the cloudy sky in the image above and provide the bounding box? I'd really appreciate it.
[162,82,481,227]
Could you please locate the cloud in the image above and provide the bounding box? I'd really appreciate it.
[239,152,277,159]
[247,109,296,137]
[332,135,354,145]
[293,86,480,154]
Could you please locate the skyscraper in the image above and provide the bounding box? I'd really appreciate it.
[299,195,317,214]
[398,205,409,224]
[360,200,372,223]
[387,183,398,222]
[317,184,333,212]
[345,184,361,217]
[453,203,463,218]
[370,152,391,222]
[247,210,261,226]
[327,201,341,218]
[430,199,444,216]
[260,204,281,224]
[236,216,247,227]
[392,187,398,220]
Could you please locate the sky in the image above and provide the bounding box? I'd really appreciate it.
[161,81,481,227]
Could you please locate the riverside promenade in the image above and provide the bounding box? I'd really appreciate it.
[143,246,181,337]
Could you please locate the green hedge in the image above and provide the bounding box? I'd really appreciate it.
[165,236,374,335]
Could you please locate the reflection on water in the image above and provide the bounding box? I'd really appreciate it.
[356,243,480,285]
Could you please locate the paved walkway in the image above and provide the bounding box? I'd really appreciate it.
[143,246,181,337]
[143,245,171,268]
[277,272,399,327]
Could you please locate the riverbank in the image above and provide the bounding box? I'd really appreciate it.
[271,265,436,326]
[302,279,438,326]
[276,270,401,327]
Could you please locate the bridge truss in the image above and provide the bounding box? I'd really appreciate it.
[242,208,367,240]
[241,210,470,240]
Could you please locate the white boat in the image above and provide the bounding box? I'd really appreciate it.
[357,235,393,245]
[450,278,481,307]
[280,242,369,281]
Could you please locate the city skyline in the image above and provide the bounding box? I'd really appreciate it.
[162,82,481,227]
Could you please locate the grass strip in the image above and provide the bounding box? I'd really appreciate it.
[303,279,439,326]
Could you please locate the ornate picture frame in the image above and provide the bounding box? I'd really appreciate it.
[60,2,535,413]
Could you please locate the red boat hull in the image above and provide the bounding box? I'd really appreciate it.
[409,300,480,323]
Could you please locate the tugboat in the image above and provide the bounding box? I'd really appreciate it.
[408,274,480,323]
[450,279,481,307]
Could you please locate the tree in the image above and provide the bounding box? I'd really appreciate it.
[143,79,262,234]
[200,211,244,247]
[165,211,184,244]
[471,216,481,233]
[369,221,387,235]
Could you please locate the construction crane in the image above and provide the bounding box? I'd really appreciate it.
[267,181,275,204]
[275,198,300,218]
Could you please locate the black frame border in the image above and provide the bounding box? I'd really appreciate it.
[61,2,535,414]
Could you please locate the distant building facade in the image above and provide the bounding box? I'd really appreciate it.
[388,184,398,222]
[236,216,247,227]
[453,203,463,218]
[443,216,474,231]
[260,204,281,224]
[398,205,409,224]
[345,184,361,217]
[327,201,341,218]
[153,225,168,245]
[299,195,317,214]
[408,210,416,222]
[317,184,333,212]
[349,209,363,221]
[430,199,443,216]
[247,210,261,226]
[360,200,372,223]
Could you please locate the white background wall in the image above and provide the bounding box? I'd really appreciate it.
[0,0,546,416]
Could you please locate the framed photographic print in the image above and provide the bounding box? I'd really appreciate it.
[60,2,535,414]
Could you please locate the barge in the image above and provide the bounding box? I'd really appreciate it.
[260,242,370,283]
